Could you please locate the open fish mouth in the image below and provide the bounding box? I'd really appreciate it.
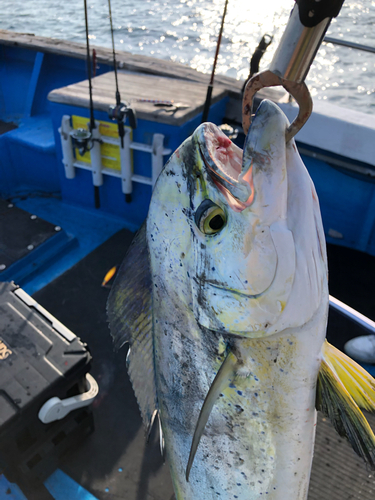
[197,123,255,212]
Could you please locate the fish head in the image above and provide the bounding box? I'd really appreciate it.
[148,99,328,339]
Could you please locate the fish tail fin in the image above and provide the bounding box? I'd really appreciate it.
[317,340,375,469]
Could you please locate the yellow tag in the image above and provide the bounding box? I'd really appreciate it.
[71,116,133,171]
[0,340,12,360]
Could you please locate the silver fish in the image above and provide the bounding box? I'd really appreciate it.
[108,100,375,500]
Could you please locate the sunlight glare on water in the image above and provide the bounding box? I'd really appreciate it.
[0,0,374,113]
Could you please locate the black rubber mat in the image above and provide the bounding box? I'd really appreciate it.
[0,199,58,271]
[28,230,375,500]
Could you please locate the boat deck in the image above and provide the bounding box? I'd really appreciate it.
[4,226,372,500]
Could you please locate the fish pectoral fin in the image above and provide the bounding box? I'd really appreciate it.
[186,350,238,482]
[107,223,158,429]
[317,342,375,469]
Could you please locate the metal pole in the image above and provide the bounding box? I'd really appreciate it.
[324,36,375,54]
[330,296,375,334]
[242,0,346,139]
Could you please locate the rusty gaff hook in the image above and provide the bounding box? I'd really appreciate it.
[242,70,313,143]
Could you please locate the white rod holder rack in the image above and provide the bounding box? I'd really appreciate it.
[59,115,172,195]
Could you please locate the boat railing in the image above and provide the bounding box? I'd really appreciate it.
[329,296,375,335]
[323,36,375,54]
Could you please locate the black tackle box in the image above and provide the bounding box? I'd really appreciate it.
[0,281,95,485]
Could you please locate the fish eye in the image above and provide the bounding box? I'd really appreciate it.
[195,199,227,235]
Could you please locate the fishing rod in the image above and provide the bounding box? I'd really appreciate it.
[201,0,229,124]
[84,0,96,133]
[108,0,120,110]
[69,0,101,208]
[84,0,101,208]
[107,0,137,203]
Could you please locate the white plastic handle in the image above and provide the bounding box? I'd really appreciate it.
[38,373,99,424]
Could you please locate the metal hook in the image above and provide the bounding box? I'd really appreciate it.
[242,70,313,143]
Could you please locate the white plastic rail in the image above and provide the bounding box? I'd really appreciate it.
[59,115,172,195]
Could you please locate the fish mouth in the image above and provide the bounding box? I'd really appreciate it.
[197,123,255,212]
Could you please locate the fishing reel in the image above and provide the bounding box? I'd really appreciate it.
[70,128,93,156]
[70,127,102,156]
[108,103,137,130]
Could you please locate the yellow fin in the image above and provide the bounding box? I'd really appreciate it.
[317,341,375,470]
[322,340,375,412]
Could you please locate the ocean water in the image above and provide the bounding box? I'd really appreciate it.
[1,0,374,113]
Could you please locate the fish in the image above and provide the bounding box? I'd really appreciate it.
[107,99,375,499]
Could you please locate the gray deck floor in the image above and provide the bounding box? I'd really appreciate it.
[30,230,375,500]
